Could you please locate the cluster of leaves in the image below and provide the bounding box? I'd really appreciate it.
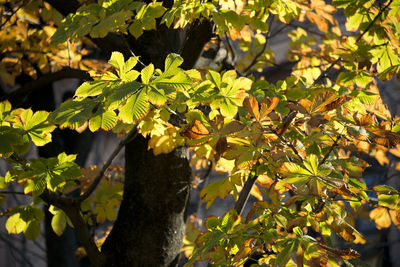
[0,0,88,85]
[1,0,400,266]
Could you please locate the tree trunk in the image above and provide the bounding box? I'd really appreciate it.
[101,135,191,266]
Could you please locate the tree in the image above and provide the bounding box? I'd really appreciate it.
[1,0,400,266]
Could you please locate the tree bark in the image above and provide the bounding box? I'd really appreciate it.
[101,135,191,266]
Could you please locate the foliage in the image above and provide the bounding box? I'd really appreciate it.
[1,0,400,266]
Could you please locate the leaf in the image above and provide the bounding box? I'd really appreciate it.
[16,109,56,146]
[181,120,210,139]
[108,51,125,70]
[119,89,149,124]
[6,213,26,234]
[243,96,259,119]
[207,70,221,89]
[89,109,117,132]
[24,220,40,240]
[370,207,392,230]
[49,98,98,130]
[147,85,167,106]
[141,64,154,84]
[200,173,242,208]
[163,53,184,77]
[75,81,107,98]
[276,240,296,267]
[148,134,176,155]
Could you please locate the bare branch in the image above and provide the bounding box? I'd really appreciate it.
[40,189,103,266]
[3,68,92,104]
[234,171,258,216]
[73,126,139,203]
[319,135,341,166]
[0,3,24,30]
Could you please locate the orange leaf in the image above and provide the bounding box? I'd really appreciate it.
[243,96,259,119]
[181,120,210,139]
[260,97,279,120]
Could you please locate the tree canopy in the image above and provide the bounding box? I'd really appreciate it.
[1,0,400,266]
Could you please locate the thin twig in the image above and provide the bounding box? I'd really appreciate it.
[313,0,393,85]
[319,135,341,166]
[356,0,393,43]
[224,32,236,64]
[242,19,274,76]
[234,164,259,216]
[121,34,146,67]
[0,191,28,195]
[0,3,23,29]
[74,126,139,203]
[67,39,72,67]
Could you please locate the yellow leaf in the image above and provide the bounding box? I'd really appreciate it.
[370,207,391,230]
[148,135,176,155]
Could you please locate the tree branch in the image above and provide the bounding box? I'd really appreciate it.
[40,190,103,267]
[319,136,341,166]
[3,68,92,105]
[234,171,258,216]
[73,126,139,203]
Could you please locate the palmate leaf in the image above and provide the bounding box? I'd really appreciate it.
[49,98,99,130]
[15,109,56,146]
[6,206,44,240]
[89,109,118,132]
[119,88,149,124]
[75,80,108,98]
[105,81,142,109]
[147,85,167,106]
[0,126,25,156]
[21,153,81,195]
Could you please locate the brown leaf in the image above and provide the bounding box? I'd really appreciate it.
[320,95,352,112]
[276,111,297,136]
[220,121,245,135]
[307,114,330,128]
[210,115,224,131]
[318,243,360,260]
[243,96,259,119]
[287,102,308,114]
[371,129,400,148]
[181,120,210,139]
[260,97,279,120]
[310,91,337,113]
[215,137,228,161]
[353,112,375,126]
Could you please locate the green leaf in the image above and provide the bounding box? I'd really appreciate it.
[304,154,318,175]
[75,81,107,98]
[276,240,296,267]
[119,88,149,123]
[207,70,221,89]
[89,109,117,132]
[90,10,132,38]
[49,98,99,130]
[147,85,167,106]
[6,213,26,234]
[24,220,41,240]
[15,109,56,146]
[0,126,24,156]
[163,53,184,77]
[141,64,154,84]
[51,210,67,236]
[108,51,125,70]
[378,194,399,209]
